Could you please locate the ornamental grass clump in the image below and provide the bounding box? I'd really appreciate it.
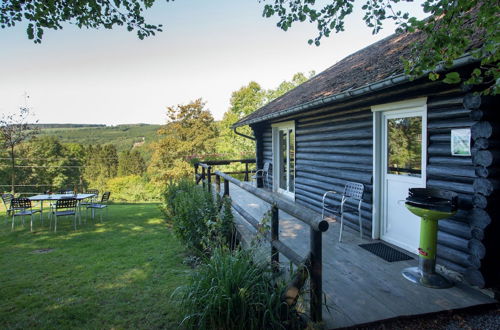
[174,247,303,330]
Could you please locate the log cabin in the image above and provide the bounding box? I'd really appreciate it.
[232,29,499,291]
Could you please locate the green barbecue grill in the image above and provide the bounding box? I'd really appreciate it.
[402,188,458,289]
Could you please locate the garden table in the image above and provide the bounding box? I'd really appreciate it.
[28,193,96,223]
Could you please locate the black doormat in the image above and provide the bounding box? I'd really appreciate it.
[359,242,413,262]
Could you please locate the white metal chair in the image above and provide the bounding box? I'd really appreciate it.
[51,198,78,232]
[252,162,272,189]
[11,198,42,232]
[86,191,110,222]
[322,182,364,242]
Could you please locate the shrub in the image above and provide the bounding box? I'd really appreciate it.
[106,175,159,202]
[174,247,303,330]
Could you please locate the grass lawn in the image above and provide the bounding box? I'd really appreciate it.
[0,203,190,329]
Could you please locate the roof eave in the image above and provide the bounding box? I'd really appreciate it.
[232,53,479,128]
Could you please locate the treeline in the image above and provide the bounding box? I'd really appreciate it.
[33,124,106,128]
[0,136,154,201]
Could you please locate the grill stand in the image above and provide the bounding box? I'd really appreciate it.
[402,204,455,289]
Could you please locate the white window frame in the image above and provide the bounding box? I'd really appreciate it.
[271,121,295,199]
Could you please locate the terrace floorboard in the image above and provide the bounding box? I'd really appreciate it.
[226,182,496,329]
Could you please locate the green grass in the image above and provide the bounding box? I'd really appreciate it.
[0,203,190,329]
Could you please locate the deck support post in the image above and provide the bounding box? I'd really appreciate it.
[310,229,323,323]
[271,204,279,272]
[223,178,229,196]
[201,167,206,189]
[244,163,249,181]
[194,163,199,184]
[207,166,212,192]
[215,174,221,194]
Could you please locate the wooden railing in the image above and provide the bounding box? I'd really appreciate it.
[195,161,329,322]
[194,158,256,187]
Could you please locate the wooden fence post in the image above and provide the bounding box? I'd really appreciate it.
[207,166,212,192]
[310,229,323,322]
[271,204,279,272]
[223,178,229,196]
[194,163,199,183]
[201,167,206,189]
[215,174,221,194]
[244,163,249,181]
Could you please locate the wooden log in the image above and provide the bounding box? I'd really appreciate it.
[473,178,500,196]
[298,139,372,148]
[427,95,464,109]
[473,150,500,167]
[475,166,500,178]
[298,107,369,125]
[427,164,476,179]
[428,156,472,166]
[427,107,471,120]
[223,178,229,196]
[296,158,373,172]
[471,226,484,241]
[468,239,486,259]
[296,182,373,207]
[299,152,372,165]
[427,119,475,131]
[296,127,372,142]
[464,268,485,288]
[472,193,487,208]
[437,231,469,252]
[296,119,371,135]
[215,174,221,194]
[296,146,372,156]
[436,257,467,274]
[427,179,474,195]
[296,164,372,184]
[296,172,373,194]
[437,244,480,269]
[471,121,493,140]
[296,185,372,215]
[438,219,472,240]
[429,133,450,142]
[469,208,491,229]
[428,144,453,157]
[462,93,482,110]
[470,109,500,121]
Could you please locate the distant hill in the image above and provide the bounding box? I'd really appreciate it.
[38,124,161,160]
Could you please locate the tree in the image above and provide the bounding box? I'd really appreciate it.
[262,1,499,94]
[0,107,39,193]
[149,99,218,183]
[118,150,146,176]
[0,0,170,43]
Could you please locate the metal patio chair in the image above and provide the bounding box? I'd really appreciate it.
[252,161,272,189]
[322,181,364,242]
[2,193,14,224]
[51,198,78,233]
[86,191,111,222]
[10,198,42,232]
[80,189,99,206]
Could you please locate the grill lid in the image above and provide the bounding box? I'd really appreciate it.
[406,188,458,213]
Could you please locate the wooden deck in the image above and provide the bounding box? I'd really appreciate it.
[226,182,496,329]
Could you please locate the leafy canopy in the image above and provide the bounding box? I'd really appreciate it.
[261,0,499,94]
[0,0,171,43]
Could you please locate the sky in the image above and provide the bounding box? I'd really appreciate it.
[0,0,425,125]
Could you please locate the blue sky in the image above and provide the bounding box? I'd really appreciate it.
[0,0,425,125]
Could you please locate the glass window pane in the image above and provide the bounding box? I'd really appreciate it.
[279,130,287,190]
[387,116,422,177]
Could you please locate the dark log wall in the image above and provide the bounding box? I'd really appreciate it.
[252,92,499,288]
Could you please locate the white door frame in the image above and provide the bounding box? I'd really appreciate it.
[371,97,427,240]
[272,121,295,199]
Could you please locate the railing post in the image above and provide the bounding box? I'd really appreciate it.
[194,163,199,183]
[310,229,323,322]
[201,167,206,189]
[271,204,279,272]
[244,163,249,182]
[207,166,212,192]
[215,174,221,194]
[223,178,229,196]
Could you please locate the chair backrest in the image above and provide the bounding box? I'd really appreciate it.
[2,193,14,207]
[86,189,99,196]
[263,161,272,173]
[55,198,78,209]
[101,192,111,203]
[343,182,364,200]
[11,198,32,209]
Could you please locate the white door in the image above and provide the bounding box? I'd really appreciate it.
[272,122,295,199]
[381,109,426,254]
